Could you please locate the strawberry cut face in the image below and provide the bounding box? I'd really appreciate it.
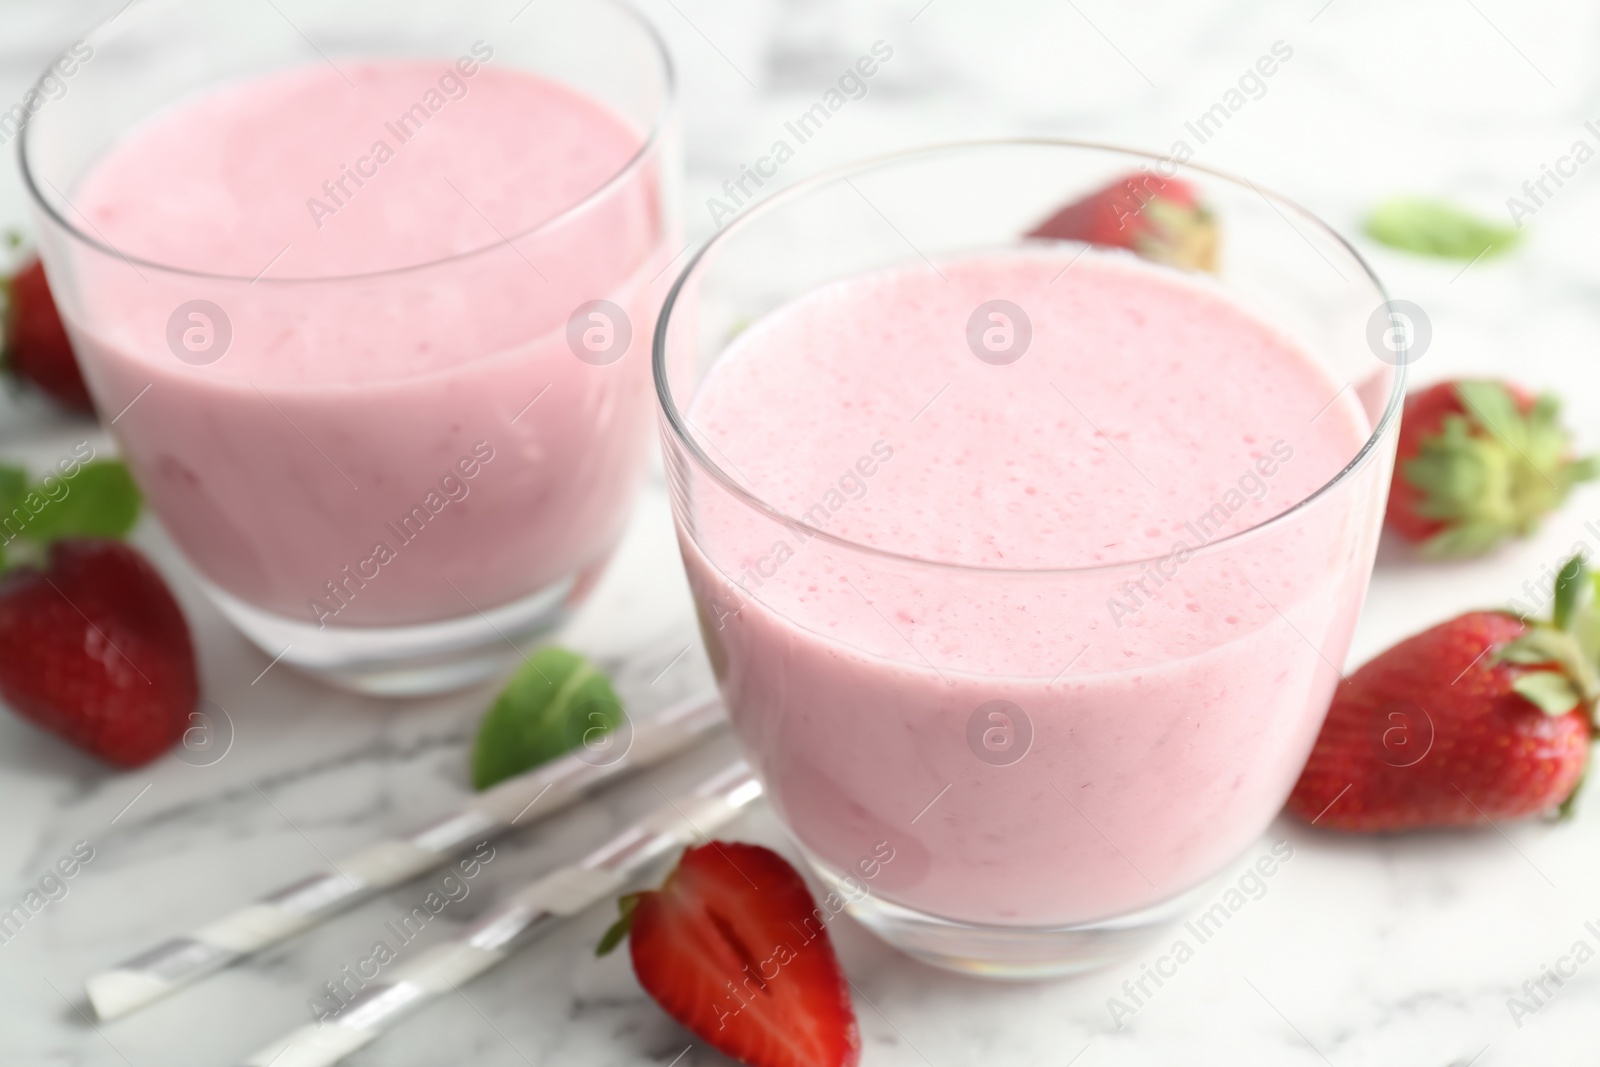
[609,842,861,1067]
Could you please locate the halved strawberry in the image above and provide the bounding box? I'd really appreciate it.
[1387,379,1596,557]
[1029,172,1218,272]
[598,842,861,1067]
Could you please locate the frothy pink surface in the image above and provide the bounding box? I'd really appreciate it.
[680,250,1385,925]
[77,58,636,283]
[64,61,668,624]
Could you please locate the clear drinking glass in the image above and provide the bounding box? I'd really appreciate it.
[21,0,678,694]
[656,141,1403,976]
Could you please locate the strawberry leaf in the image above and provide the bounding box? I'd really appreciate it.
[1512,671,1583,716]
[1558,765,1587,820]
[1405,385,1595,557]
[1365,196,1521,261]
[1420,520,1508,559]
[1455,381,1527,452]
[1554,555,1587,631]
[1580,574,1600,672]
[595,892,643,957]
[1499,595,1600,708]
[20,460,142,543]
[1498,639,1560,665]
[470,647,623,790]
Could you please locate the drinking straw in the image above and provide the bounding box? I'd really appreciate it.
[235,760,761,1067]
[86,691,726,1021]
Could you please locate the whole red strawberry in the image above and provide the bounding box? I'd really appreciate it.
[1288,557,1598,831]
[1387,379,1595,558]
[4,256,94,414]
[598,841,861,1067]
[0,539,196,766]
[1030,172,1218,272]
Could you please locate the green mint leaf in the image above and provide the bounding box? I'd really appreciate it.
[0,465,27,513]
[594,892,643,957]
[471,646,624,791]
[1365,196,1521,261]
[1511,671,1583,716]
[18,460,142,543]
[0,463,28,564]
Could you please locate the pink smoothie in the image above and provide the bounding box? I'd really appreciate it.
[679,249,1384,926]
[61,57,669,625]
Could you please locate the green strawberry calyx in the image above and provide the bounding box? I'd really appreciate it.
[1406,381,1598,559]
[1496,555,1600,719]
[1133,197,1218,273]
[595,891,644,957]
[1496,555,1600,818]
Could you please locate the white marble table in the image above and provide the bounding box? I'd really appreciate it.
[4,0,1600,1063]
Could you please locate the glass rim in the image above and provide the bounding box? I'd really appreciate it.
[653,137,1407,579]
[17,0,676,286]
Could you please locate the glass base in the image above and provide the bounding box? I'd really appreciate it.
[807,849,1213,980]
[203,575,579,696]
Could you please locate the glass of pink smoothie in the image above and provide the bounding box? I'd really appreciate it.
[656,142,1403,976]
[21,0,677,693]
